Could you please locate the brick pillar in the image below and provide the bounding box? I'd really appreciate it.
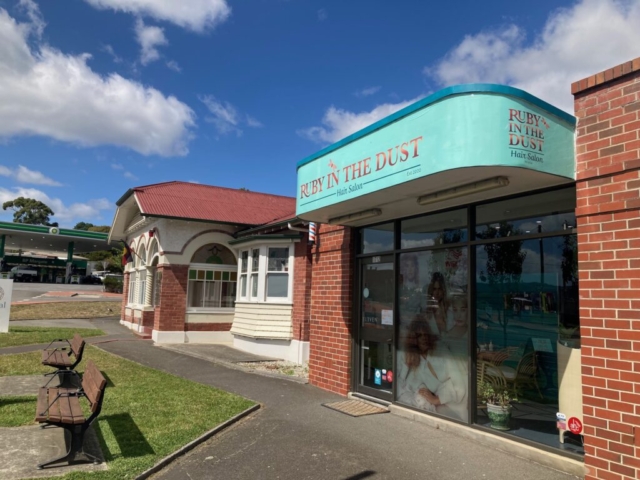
[121,271,129,320]
[573,58,640,480]
[292,234,312,342]
[153,264,188,332]
[308,224,354,396]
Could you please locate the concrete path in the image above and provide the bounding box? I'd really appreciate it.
[95,338,579,480]
[0,425,106,479]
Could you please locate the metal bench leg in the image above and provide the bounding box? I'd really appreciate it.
[37,425,101,469]
[37,427,73,469]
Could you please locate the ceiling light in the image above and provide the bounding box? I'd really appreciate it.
[417,176,510,206]
[328,208,382,225]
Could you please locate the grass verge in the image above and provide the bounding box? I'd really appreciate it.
[10,301,120,321]
[0,346,255,479]
[0,396,36,427]
[0,326,105,349]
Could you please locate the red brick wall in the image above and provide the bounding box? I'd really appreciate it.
[573,58,640,480]
[121,271,129,320]
[153,264,188,332]
[308,224,354,396]
[140,310,154,330]
[185,323,232,331]
[292,234,312,342]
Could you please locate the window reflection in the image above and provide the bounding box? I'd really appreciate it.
[401,209,467,248]
[476,188,576,239]
[361,223,394,254]
[475,235,582,454]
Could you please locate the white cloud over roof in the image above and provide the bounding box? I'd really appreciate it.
[83,0,231,32]
[0,5,195,156]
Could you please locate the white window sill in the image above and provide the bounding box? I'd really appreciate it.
[186,308,235,314]
[235,300,293,306]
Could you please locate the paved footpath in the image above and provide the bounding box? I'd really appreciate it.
[94,336,579,480]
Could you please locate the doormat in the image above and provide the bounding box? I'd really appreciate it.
[322,400,389,417]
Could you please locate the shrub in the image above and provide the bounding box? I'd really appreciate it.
[103,275,123,293]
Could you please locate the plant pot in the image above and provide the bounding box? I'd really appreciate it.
[486,403,512,431]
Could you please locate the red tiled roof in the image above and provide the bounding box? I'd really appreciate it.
[132,181,295,226]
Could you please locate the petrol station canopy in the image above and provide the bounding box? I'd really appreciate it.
[0,221,111,258]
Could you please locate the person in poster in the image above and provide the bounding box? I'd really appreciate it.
[399,254,423,328]
[397,318,468,421]
[424,271,454,335]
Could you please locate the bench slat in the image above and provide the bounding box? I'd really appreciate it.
[47,388,62,423]
[35,388,48,422]
[42,350,72,367]
[70,334,84,357]
[82,361,107,411]
[59,395,84,424]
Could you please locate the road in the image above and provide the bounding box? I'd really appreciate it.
[8,283,117,303]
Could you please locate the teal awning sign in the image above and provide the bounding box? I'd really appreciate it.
[296,84,575,216]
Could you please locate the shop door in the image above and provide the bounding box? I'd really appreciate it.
[357,255,394,400]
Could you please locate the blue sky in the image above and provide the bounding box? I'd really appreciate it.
[0,0,639,227]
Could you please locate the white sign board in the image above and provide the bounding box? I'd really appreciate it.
[0,279,13,333]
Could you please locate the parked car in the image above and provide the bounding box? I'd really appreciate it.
[80,275,103,285]
[10,266,38,282]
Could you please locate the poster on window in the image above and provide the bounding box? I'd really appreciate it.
[396,248,469,422]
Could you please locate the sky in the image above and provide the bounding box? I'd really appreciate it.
[0,0,639,227]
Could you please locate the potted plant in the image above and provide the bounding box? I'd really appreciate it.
[479,381,516,431]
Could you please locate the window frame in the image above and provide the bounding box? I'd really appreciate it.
[186,263,238,313]
[236,243,295,305]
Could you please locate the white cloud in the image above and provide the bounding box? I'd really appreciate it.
[0,187,111,226]
[427,0,640,112]
[83,0,231,32]
[123,171,138,180]
[17,0,44,38]
[110,163,124,170]
[200,95,262,136]
[101,44,122,64]
[200,95,240,135]
[135,19,168,65]
[317,9,328,22]
[166,60,181,72]
[0,5,195,156]
[355,86,381,98]
[299,98,420,144]
[15,165,62,186]
[246,115,263,128]
[0,164,61,186]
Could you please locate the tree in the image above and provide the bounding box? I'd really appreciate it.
[2,197,58,226]
[88,226,111,233]
[85,248,123,273]
[74,222,110,233]
[477,222,527,347]
[73,222,94,230]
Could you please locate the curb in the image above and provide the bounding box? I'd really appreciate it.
[158,344,309,384]
[134,403,261,480]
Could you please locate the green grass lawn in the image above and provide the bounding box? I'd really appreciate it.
[0,326,105,349]
[0,346,256,479]
[10,301,120,321]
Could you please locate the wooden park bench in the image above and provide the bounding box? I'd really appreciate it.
[35,360,107,469]
[41,333,85,386]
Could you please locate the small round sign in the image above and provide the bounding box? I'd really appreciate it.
[363,287,370,299]
[568,417,582,435]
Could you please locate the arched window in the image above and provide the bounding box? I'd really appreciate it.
[136,244,147,305]
[187,243,237,310]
